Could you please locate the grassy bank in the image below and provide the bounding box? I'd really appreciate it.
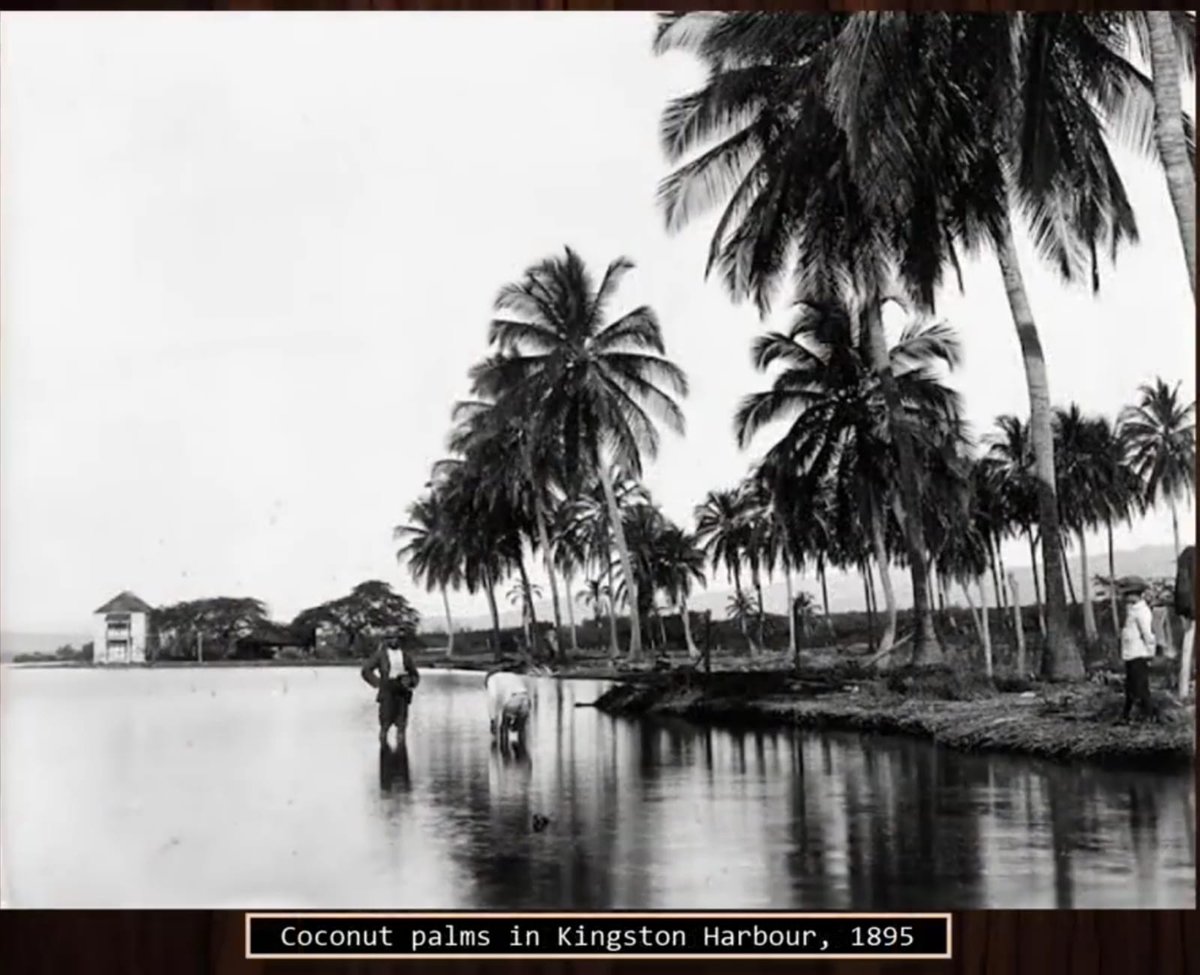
[592,661,1195,770]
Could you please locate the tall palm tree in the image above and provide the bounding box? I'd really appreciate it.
[1139,12,1197,294]
[824,12,1164,680]
[654,522,708,659]
[654,13,946,664]
[734,298,963,661]
[1091,416,1144,638]
[444,398,553,656]
[394,490,463,657]
[1120,378,1197,558]
[750,461,808,664]
[694,488,757,653]
[941,460,996,677]
[472,248,688,661]
[506,580,543,651]
[984,415,1045,635]
[431,456,523,659]
[1053,405,1112,645]
[551,498,587,657]
[447,396,566,658]
[737,477,775,650]
[560,470,651,657]
[577,578,608,647]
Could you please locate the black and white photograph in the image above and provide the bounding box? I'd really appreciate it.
[0,10,1195,911]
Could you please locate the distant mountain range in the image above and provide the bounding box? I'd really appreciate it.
[2,544,1182,657]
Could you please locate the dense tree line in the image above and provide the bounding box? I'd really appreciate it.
[394,13,1195,684]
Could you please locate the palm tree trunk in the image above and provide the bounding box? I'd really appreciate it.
[1028,529,1046,637]
[563,569,579,656]
[1009,572,1027,677]
[978,576,993,680]
[598,463,642,660]
[862,564,876,653]
[988,540,1005,621]
[1078,529,1097,645]
[484,576,502,662]
[995,209,1083,679]
[819,556,833,636]
[996,540,1010,612]
[440,586,455,658]
[785,563,797,665]
[1170,496,1181,560]
[1061,543,1078,606]
[1106,518,1120,640]
[939,572,954,631]
[962,580,984,647]
[680,594,700,660]
[862,300,940,663]
[869,511,897,655]
[732,563,756,654]
[1146,11,1196,296]
[751,565,766,650]
[516,554,539,660]
[531,491,564,660]
[605,563,620,660]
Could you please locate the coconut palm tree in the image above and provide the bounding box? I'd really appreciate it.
[577,578,609,648]
[821,12,1188,679]
[560,471,652,657]
[431,456,524,659]
[941,460,996,677]
[506,580,543,650]
[654,13,946,665]
[447,396,566,658]
[444,398,558,656]
[734,297,963,661]
[550,498,588,657]
[394,490,464,657]
[984,415,1045,635]
[471,248,688,661]
[1120,378,1197,558]
[1053,404,1112,645]
[1138,12,1197,294]
[1089,416,1145,639]
[694,488,757,653]
[653,522,708,659]
[737,478,775,650]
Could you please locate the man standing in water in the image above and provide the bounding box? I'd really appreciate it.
[361,636,421,746]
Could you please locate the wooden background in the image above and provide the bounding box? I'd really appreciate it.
[0,910,1196,973]
[0,1,1195,971]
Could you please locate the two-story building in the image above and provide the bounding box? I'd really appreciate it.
[92,591,153,665]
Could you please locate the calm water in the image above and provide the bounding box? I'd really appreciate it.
[1,666,1194,909]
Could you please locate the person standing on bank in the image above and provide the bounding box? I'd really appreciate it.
[1119,576,1158,723]
[361,637,421,746]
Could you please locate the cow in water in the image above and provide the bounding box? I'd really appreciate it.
[485,669,532,749]
[1176,545,1195,700]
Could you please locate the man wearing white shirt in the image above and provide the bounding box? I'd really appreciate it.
[1119,577,1158,723]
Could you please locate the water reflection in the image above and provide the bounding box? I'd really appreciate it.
[378,743,411,795]
[0,666,1193,909]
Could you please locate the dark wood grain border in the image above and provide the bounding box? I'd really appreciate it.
[0,0,1195,971]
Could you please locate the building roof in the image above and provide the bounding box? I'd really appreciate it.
[94,591,154,615]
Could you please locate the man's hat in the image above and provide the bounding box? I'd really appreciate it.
[1116,575,1148,594]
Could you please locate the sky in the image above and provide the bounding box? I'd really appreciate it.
[1,12,1195,635]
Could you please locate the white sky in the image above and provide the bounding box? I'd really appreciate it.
[1,12,1195,633]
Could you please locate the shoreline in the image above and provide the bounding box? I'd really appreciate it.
[9,655,1193,771]
[591,674,1196,772]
